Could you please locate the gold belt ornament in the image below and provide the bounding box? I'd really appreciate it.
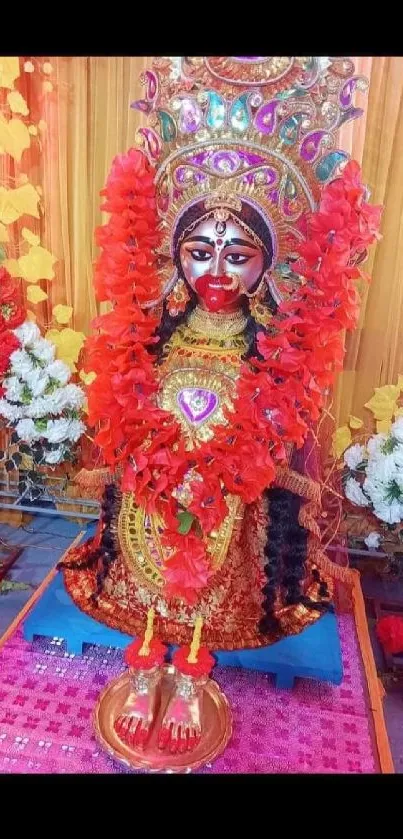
[118,491,242,594]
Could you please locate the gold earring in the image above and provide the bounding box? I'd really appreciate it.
[166,277,190,317]
[248,272,272,328]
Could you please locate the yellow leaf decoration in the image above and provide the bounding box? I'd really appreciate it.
[3,258,21,277]
[397,374,403,391]
[43,81,53,94]
[28,125,38,136]
[0,115,31,162]
[349,415,364,430]
[79,370,96,386]
[0,57,21,89]
[377,420,392,434]
[38,120,47,133]
[19,245,57,282]
[0,184,40,224]
[7,91,29,116]
[26,285,48,304]
[45,328,86,371]
[332,425,352,459]
[23,61,34,74]
[53,304,73,325]
[21,227,40,247]
[42,62,53,75]
[0,222,9,242]
[365,385,400,421]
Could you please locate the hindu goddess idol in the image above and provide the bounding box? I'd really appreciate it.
[61,57,381,754]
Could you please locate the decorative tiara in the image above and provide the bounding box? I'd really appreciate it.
[132,56,368,298]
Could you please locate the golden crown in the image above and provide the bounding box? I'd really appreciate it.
[132,57,368,295]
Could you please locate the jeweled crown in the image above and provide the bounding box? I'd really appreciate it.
[132,56,368,270]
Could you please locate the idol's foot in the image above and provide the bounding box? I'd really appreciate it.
[158,671,207,754]
[114,665,162,749]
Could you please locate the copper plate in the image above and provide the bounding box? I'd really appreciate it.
[93,665,233,773]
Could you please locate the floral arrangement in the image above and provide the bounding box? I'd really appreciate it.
[343,417,403,526]
[334,378,403,553]
[83,149,381,604]
[0,266,85,472]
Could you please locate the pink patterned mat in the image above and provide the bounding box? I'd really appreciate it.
[0,615,378,774]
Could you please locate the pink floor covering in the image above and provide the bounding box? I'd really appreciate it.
[0,615,378,774]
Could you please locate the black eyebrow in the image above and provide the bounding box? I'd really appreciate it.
[183,235,214,246]
[224,238,258,249]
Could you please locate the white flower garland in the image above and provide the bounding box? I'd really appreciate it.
[343,417,403,525]
[0,319,85,466]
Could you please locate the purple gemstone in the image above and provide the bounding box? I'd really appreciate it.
[177,388,218,425]
[254,100,281,135]
[210,151,240,174]
[300,130,328,163]
[340,77,359,109]
[178,98,202,134]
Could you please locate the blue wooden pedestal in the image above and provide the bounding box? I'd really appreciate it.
[24,572,343,689]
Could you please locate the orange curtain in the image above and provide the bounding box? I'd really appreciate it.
[39,57,150,333]
[335,57,403,425]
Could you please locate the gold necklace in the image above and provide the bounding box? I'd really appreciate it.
[187,305,247,339]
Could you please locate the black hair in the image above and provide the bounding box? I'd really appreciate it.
[58,484,120,604]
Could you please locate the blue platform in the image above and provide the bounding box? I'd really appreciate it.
[23,572,343,689]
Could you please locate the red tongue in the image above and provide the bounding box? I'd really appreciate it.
[195,275,238,313]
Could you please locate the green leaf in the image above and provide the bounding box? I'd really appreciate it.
[177,510,196,535]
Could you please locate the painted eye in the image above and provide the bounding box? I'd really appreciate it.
[190,249,212,262]
[225,253,251,265]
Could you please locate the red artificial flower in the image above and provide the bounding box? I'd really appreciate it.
[172,645,215,678]
[0,268,26,330]
[188,474,228,533]
[163,533,212,605]
[0,330,20,377]
[376,616,403,656]
[124,637,167,670]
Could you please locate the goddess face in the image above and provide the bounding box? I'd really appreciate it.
[179,215,265,313]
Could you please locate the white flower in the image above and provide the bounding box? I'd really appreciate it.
[66,418,85,442]
[44,448,64,465]
[363,477,385,506]
[15,418,40,444]
[9,348,34,381]
[366,453,397,485]
[13,321,40,346]
[367,433,387,458]
[3,376,23,403]
[373,499,403,525]
[30,338,55,365]
[345,477,370,507]
[46,360,71,386]
[393,444,403,469]
[28,368,50,398]
[61,384,85,411]
[391,416,403,443]
[44,417,85,445]
[364,531,381,550]
[344,444,366,470]
[24,397,49,419]
[0,399,23,422]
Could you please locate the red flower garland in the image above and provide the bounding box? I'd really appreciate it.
[85,150,382,603]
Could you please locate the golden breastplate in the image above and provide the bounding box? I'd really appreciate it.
[118,308,247,595]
